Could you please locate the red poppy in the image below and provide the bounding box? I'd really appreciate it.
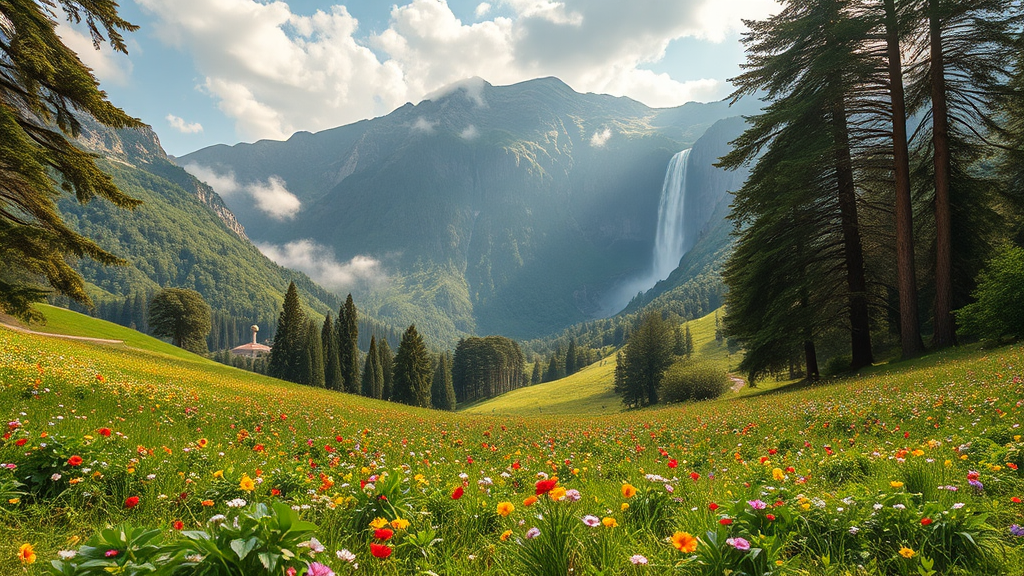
[708,502,719,511]
[271,488,282,496]
[690,472,700,481]
[374,528,393,541]
[512,461,521,470]
[14,438,26,447]
[172,520,184,530]
[98,428,112,437]
[452,486,464,500]
[535,478,558,495]
[921,518,933,526]
[67,455,83,466]
[370,543,392,559]
[1012,497,1022,504]
[668,459,678,469]
[766,514,776,521]
[124,496,140,509]
[719,518,733,526]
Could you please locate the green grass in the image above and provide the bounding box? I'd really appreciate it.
[2,309,1024,575]
[464,308,740,415]
[18,304,209,363]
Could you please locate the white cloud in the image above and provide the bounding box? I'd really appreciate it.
[56,23,133,86]
[411,117,438,133]
[137,0,780,141]
[256,239,387,291]
[182,164,300,220]
[589,127,612,147]
[166,114,204,134]
[460,125,480,140]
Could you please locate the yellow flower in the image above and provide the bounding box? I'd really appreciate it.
[911,449,924,457]
[496,501,515,517]
[890,481,904,489]
[500,529,513,542]
[8,498,19,505]
[671,531,698,553]
[213,470,224,479]
[391,518,410,530]
[620,503,630,512]
[621,483,637,498]
[602,517,618,528]
[18,543,35,565]
[899,547,916,559]
[239,474,256,492]
[772,468,786,481]
[369,517,389,529]
[549,486,567,501]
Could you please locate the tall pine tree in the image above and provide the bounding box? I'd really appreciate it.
[431,351,456,410]
[303,319,325,388]
[322,313,343,390]
[268,282,306,382]
[378,338,395,400]
[337,294,360,393]
[392,325,433,408]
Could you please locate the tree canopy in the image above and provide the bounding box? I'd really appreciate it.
[148,288,211,354]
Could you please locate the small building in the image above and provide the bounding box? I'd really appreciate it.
[230,325,272,358]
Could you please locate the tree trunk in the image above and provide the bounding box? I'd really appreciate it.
[831,96,875,369]
[804,340,820,380]
[884,0,925,358]
[929,0,955,348]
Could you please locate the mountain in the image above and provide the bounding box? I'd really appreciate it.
[180,77,757,344]
[59,116,344,342]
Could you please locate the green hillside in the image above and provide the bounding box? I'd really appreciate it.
[2,307,1023,575]
[464,307,738,416]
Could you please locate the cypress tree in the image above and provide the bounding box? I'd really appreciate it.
[684,324,694,357]
[361,336,385,399]
[432,351,456,410]
[337,294,360,393]
[268,282,305,382]
[531,361,542,385]
[392,325,432,407]
[322,313,342,390]
[565,339,578,375]
[303,319,325,388]
[378,338,395,400]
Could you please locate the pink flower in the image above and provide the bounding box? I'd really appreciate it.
[630,554,648,565]
[305,562,335,576]
[582,515,600,527]
[526,527,541,539]
[726,537,751,551]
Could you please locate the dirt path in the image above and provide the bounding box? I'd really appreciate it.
[729,375,746,393]
[0,321,124,345]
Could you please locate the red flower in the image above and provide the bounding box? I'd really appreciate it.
[124,496,140,509]
[668,459,678,469]
[766,514,776,521]
[768,448,778,455]
[67,455,83,466]
[1012,497,1022,504]
[98,428,112,437]
[967,470,980,481]
[105,550,118,558]
[452,486,464,500]
[271,488,282,496]
[708,502,719,511]
[689,472,700,481]
[719,518,733,526]
[1008,463,1018,471]
[512,461,521,470]
[921,518,933,526]
[172,520,184,530]
[535,478,558,495]
[374,528,394,541]
[370,543,392,559]
[335,435,344,443]
[14,438,26,447]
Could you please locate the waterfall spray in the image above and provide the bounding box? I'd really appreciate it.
[651,149,691,282]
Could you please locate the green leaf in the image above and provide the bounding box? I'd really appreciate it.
[258,551,280,571]
[230,537,259,561]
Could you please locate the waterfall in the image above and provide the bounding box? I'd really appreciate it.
[651,148,692,282]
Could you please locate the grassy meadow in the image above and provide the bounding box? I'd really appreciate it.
[0,309,1023,574]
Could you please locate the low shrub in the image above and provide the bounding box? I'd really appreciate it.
[660,360,729,402]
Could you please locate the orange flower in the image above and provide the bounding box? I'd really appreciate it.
[523,495,539,507]
[496,501,515,516]
[621,483,637,498]
[18,543,35,564]
[672,531,698,553]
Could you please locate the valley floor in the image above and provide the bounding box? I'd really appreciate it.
[1,310,1023,575]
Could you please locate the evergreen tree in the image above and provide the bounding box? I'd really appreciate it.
[531,361,542,385]
[612,311,674,407]
[0,1,143,321]
[303,319,325,388]
[322,313,343,391]
[684,324,694,357]
[544,354,559,383]
[392,325,432,407]
[432,352,456,410]
[378,338,395,400]
[268,282,306,382]
[337,294,360,393]
[148,288,211,354]
[565,339,578,375]
[361,336,385,399]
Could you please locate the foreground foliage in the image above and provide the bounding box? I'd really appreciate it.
[1,326,1023,574]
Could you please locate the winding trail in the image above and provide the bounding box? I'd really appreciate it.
[0,321,123,345]
[729,374,746,393]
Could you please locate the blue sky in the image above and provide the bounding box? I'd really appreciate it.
[62,0,776,156]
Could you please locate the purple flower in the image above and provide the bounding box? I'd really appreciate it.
[564,489,581,502]
[748,499,767,510]
[305,563,335,576]
[1011,524,1024,537]
[969,479,984,491]
[726,537,751,551]
[630,554,648,565]
[526,527,541,539]
[582,515,600,527]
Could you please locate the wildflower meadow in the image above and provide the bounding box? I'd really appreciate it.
[1,325,1023,575]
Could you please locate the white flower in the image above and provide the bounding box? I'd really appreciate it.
[57,550,77,560]
[458,473,469,480]
[336,549,356,562]
[952,502,965,509]
[630,554,648,565]
[582,515,600,527]
[208,514,227,525]
[226,498,247,508]
[50,473,62,481]
[873,503,883,510]
[849,526,860,535]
